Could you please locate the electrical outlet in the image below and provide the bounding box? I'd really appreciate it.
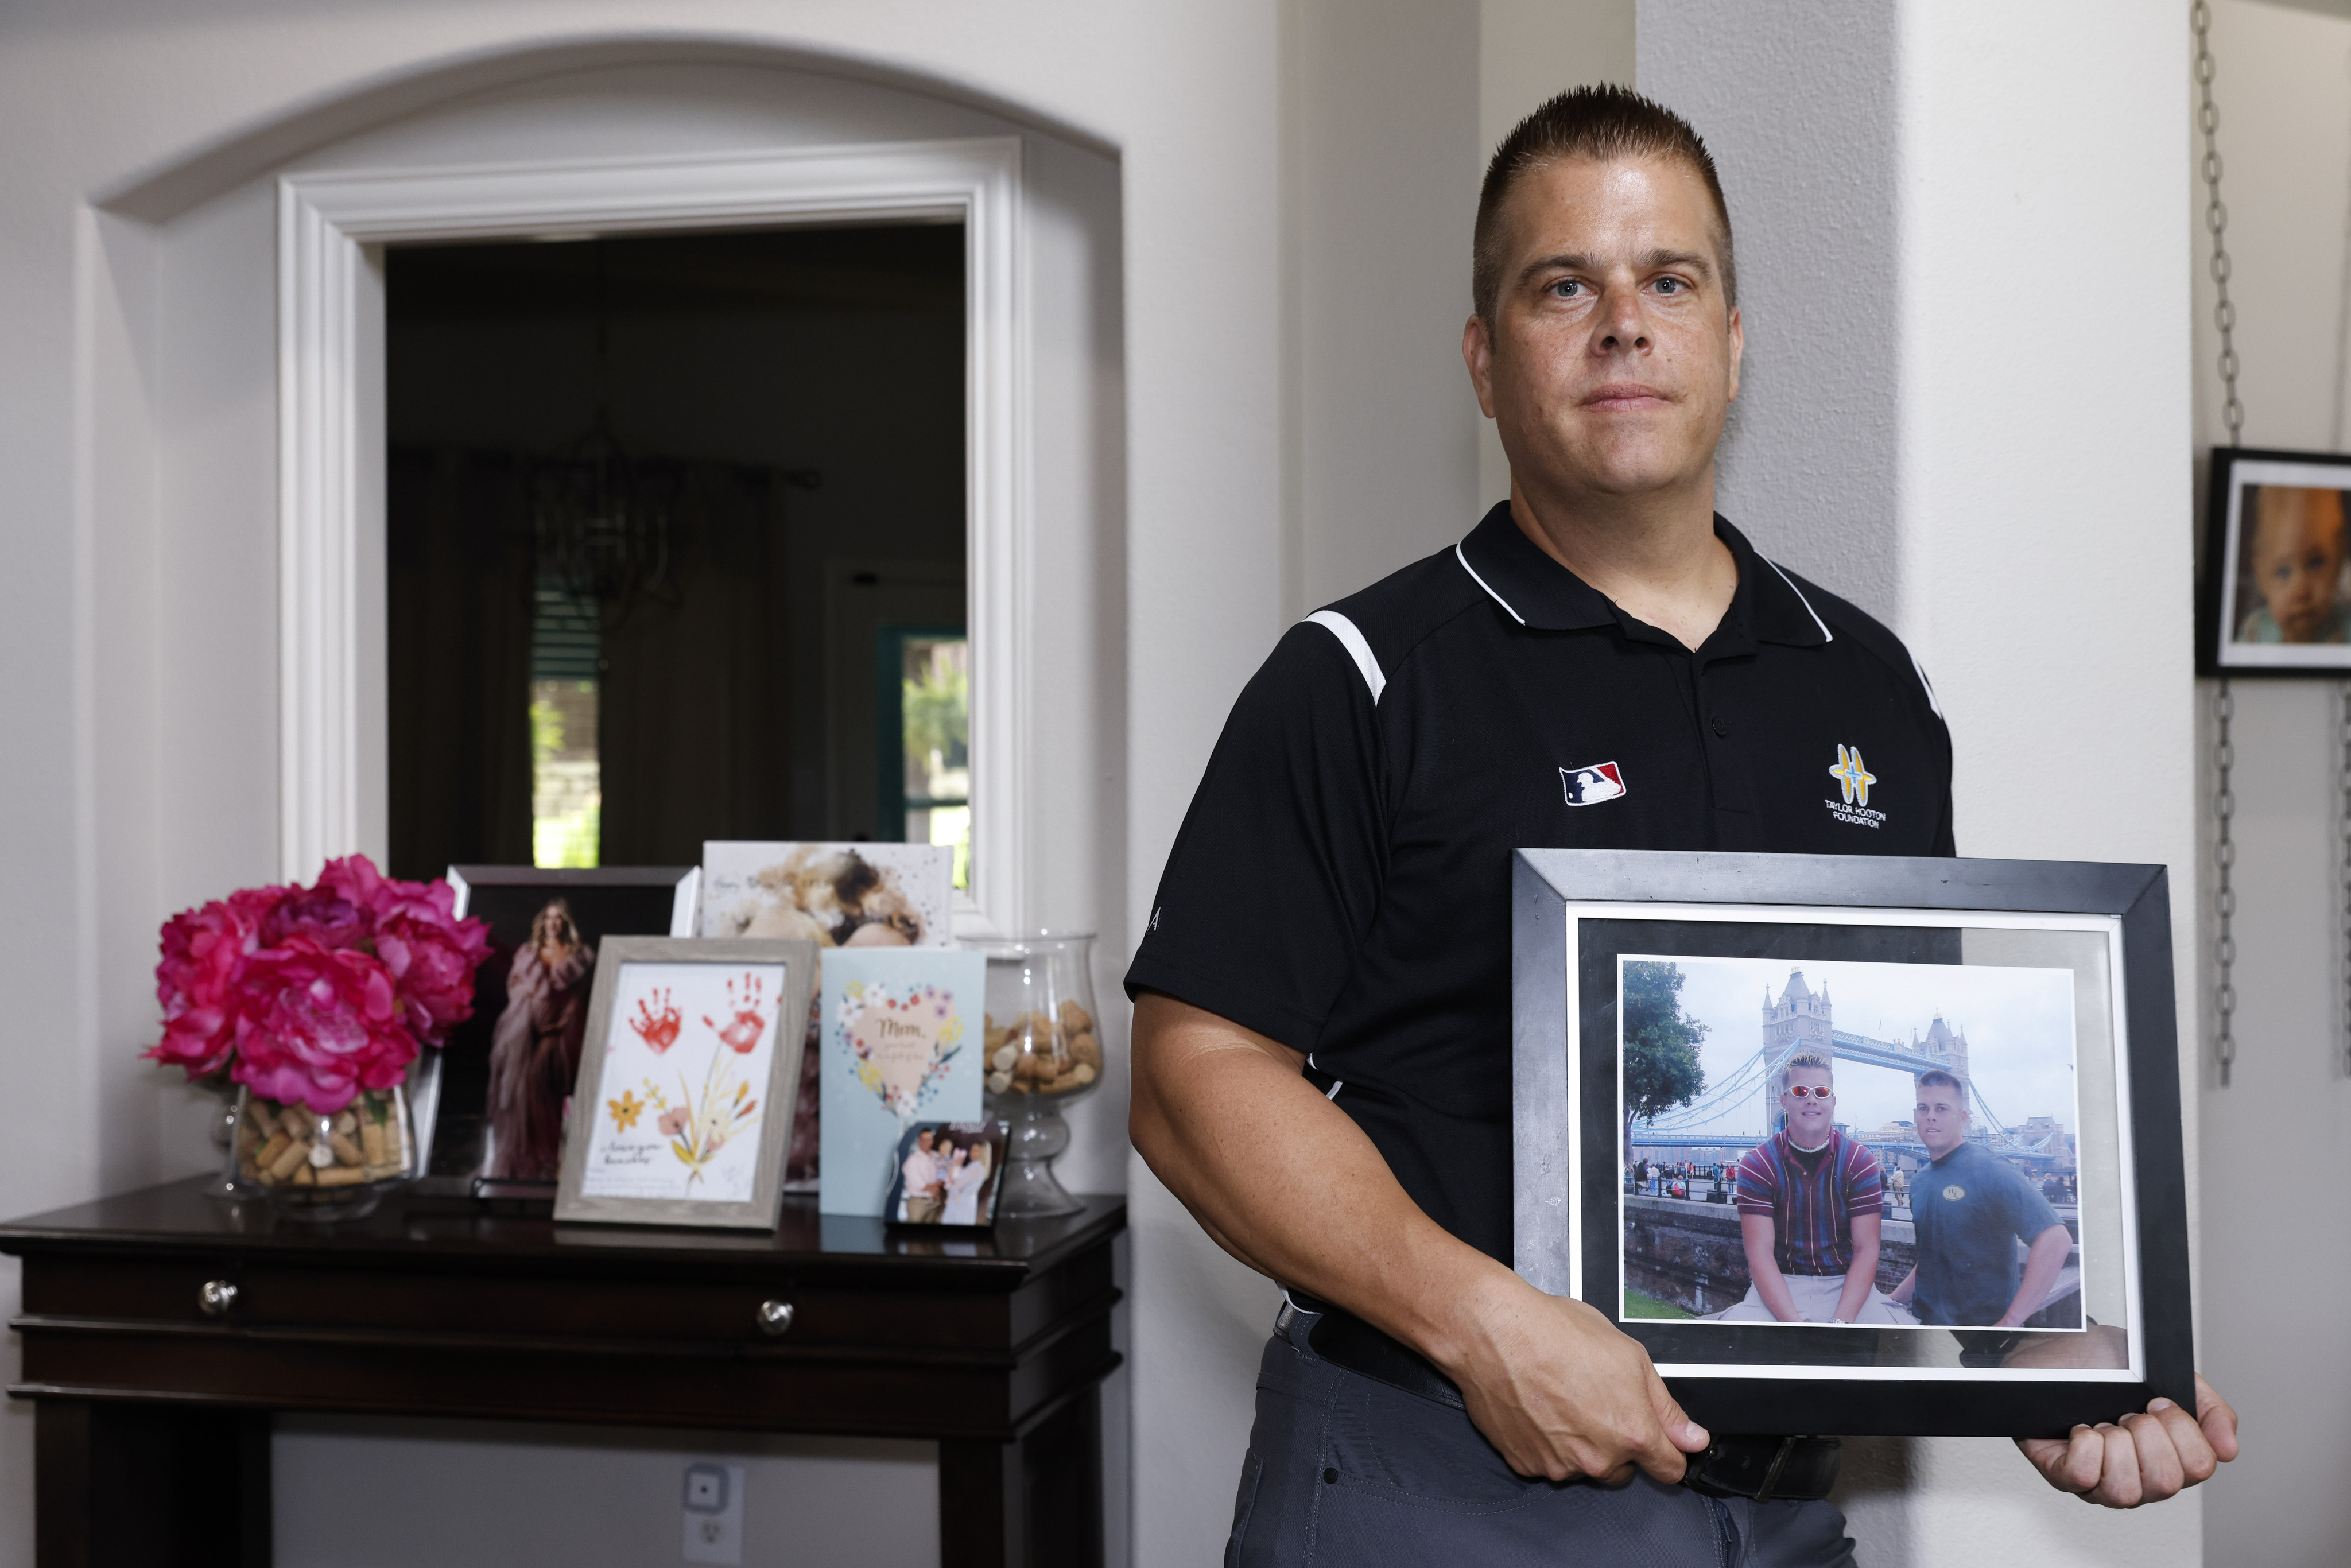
[681,1462,744,1566]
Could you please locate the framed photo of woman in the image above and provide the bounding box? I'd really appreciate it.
[414,866,699,1191]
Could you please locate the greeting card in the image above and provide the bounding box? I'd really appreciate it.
[817,946,986,1216]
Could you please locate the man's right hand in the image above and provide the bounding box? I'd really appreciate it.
[1437,1271,1710,1485]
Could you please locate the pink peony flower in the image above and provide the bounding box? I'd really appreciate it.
[228,938,418,1113]
[262,856,378,950]
[370,876,491,1045]
[146,856,489,1096]
[145,897,263,1078]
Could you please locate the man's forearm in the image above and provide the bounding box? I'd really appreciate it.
[1739,1218,1799,1321]
[1888,1264,1917,1305]
[2002,1227,2072,1328]
[1128,992,1515,1366]
[1836,1213,1883,1323]
[1835,1247,1877,1322]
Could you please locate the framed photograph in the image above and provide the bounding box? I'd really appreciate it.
[2198,445,2351,672]
[1512,848,2193,1437]
[416,867,699,1189]
[554,937,817,1228]
[882,1121,1008,1228]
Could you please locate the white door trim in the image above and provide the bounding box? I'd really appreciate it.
[278,137,1029,933]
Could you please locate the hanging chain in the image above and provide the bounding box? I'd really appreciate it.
[2215,682,2239,1086]
[2196,0,2245,447]
[2197,0,2243,1087]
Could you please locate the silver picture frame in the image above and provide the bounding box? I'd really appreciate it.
[1512,848,2194,1437]
[554,937,816,1230]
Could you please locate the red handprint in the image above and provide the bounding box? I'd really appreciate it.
[704,973,770,1054]
[629,989,682,1054]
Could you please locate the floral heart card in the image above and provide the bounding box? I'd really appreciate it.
[817,946,986,1217]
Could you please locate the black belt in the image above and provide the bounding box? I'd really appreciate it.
[1297,1299,1841,1503]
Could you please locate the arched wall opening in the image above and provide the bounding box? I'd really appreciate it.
[80,51,1129,1567]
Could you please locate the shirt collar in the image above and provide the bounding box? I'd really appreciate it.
[1454,502,1833,649]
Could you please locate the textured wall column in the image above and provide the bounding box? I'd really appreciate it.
[1641,3,2199,1563]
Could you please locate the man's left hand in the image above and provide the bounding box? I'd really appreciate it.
[2016,1375,2239,1508]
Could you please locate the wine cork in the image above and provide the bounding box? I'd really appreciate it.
[329,1131,364,1167]
[360,1121,386,1165]
[266,1138,311,1182]
[1058,999,1095,1037]
[313,1165,367,1187]
[1070,1031,1101,1068]
[292,1163,316,1186]
[255,1132,292,1172]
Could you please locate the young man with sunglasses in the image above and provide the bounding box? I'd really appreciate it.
[1713,1053,1912,1326]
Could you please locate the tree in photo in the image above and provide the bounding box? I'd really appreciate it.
[1622,959,1707,1156]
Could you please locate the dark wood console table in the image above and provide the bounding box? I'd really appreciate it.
[2,1178,1124,1568]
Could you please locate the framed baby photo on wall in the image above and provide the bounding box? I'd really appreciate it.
[2198,446,2351,672]
[1511,849,2195,1440]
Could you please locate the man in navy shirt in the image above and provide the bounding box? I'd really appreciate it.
[1128,86,2237,1566]
[1891,1069,2075,1329]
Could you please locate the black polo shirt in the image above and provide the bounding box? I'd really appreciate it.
[1126,502,1954,1263]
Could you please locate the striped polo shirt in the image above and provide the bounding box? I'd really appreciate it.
[1735,1129,1884,1278]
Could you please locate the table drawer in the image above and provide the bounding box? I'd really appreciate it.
[17,1251,1112,1353]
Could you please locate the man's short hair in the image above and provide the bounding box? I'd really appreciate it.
[1473,84,1736,329]
[1783,1052,1832,1077]
[1917,1069,1966,1099]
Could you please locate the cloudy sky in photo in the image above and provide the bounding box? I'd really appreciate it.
[1625,954,2077,1139]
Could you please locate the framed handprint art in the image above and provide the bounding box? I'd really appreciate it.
[553,937,817,1229]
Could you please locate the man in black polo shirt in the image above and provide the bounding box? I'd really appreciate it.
[1127,87,2237,1565]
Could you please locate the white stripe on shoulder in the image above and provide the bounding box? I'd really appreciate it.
[1907,649,1943,719]
[1305,610,1386,703]
[1455,541,1526,624]
[1759,554,1834,643]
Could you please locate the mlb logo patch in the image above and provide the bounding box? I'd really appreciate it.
[1560,762,1625,806]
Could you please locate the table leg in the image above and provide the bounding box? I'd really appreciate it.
[35,1400,270,1568]
[937,1385,1104,1568]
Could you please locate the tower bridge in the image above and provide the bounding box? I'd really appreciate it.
[1634,967,2060,1166]
[1760,969,1971,1135]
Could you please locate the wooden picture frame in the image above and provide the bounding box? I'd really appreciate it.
[1512,848,2194,1437]
[554,937,817,1230]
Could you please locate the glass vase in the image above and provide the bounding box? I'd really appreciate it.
[969,932,1101,1219]
[228,1083,418,1222]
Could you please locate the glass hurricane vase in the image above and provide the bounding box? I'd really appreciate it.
[228,1082,418,1222]
[970,932,1101,1219]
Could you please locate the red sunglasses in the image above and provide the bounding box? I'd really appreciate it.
[1785,1085,1834,1099]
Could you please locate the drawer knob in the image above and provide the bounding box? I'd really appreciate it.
[756,1299,794,1337]
[198,1279,239,1317]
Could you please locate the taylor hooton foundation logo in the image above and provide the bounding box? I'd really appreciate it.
[1826,744,1882,828]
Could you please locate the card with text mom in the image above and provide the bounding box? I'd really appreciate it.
[817,946,987,1217]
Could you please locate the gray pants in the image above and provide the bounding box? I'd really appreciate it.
[1225,1300,1857,1567]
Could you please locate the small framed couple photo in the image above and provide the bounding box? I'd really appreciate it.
[883,1121,1009,1229]
[1511,849,2194,1437]
[2198,445,2351,673]
[553,937,818,1229]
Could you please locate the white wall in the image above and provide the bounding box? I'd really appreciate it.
[2190,6,2351,1564]
[1644,2,2199,1563]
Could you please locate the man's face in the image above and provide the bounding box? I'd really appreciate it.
[1465,154,1741,507]
[917,1132,934,1152]
[1915,1085,1968,1159]
[1781,1065,1834,1142]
